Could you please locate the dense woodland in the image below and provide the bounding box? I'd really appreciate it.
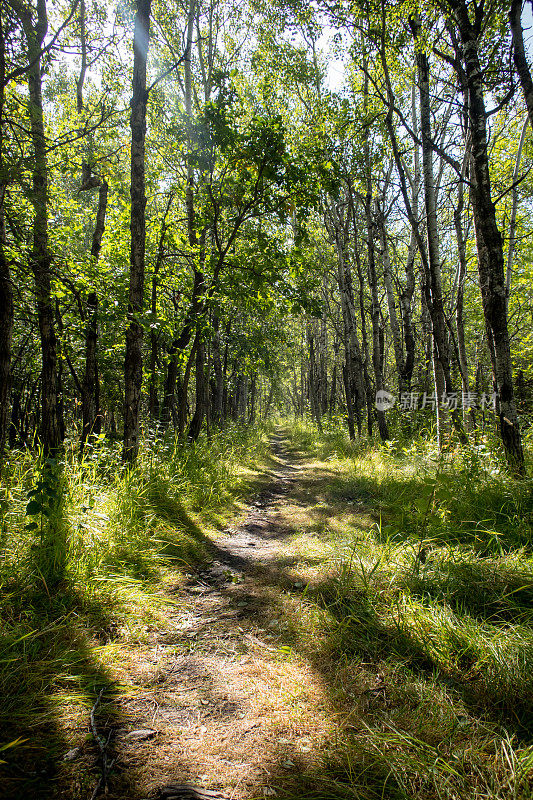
[3,0,533,798]
[0,0,532,471]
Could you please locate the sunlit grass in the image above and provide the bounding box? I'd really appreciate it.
[3,416,533,799]
[0,421,270,796]
[278,417,533,800]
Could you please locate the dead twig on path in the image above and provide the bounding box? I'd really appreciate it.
[89,688,116,800]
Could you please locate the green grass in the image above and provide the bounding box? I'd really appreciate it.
[3,416,533,799]
[0,421,270,799]
[278,417,533,800]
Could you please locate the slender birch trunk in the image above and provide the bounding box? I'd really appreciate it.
[0,8,13,463]
[363,127,389,440]
[123,0,151,462]
[510,0,533,131]
[378,203,404,393]
[451,1,525,473]
[19,0,61,453]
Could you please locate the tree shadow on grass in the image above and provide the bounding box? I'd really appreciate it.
[0,577,129,800]
[0,483,159,800]
[336,464,533,554]
[6,434,531,800]
[404,556,533,626]
[144,480,533,798]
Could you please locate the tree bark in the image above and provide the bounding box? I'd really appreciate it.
[148,194,173,422]
[211,314,224,425]
[453,154,476,427]
[378,203,404,394]
[0,7,13,463]
[398,82,418,394]
[123,0,151,462]
[177,336,196,437]
[318,294,328,415]
[353,224,374,436]
[411,15,456,444]
[307,322,323,433]
[510,0,533,132]
[188,330,207,441]
[19,0,61,454]
[249,373,257,423]
[363,133,389,440]
[327,199,365,437]
[81,179,108,449]
[451,1,525,473]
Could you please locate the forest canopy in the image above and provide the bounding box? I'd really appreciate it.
[0,0,532,467]
[4,2,533,799]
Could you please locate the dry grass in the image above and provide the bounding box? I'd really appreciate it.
[3,421,533,800]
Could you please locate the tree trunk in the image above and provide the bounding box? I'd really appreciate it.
[123,0,151,462]
[318,298,328,415]
[249,373,257,423]
[188,331,207,441]
[20,0,62,454]
[378,204,404,393]
[510,0,533,131]
[452,2,525,473]
[329,361,337,419]
[162,308,197,425]
[0,237,12,461]
[0,6,12,463]
[148,195,173,422]
[364,162,389,440]
[398,83,419,393]
[307,322,323,432]
[327,199,365,437]
[211,314,224,425]
[81,179,108,449]
[54,299,66,442]
[453,155,475,427]
[412,16,454,444]
[399,236,416,393]
[362,63,389,441]
[177,336,197,437]
[353,227,374,436]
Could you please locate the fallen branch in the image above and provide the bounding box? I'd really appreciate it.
[89,689,116,800]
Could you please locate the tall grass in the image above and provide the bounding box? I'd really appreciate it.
[282,416,533,800]
[0,421,268,796]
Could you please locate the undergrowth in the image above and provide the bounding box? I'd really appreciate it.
[0,421,269,798]
[281,416,533,800]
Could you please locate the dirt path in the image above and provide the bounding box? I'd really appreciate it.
[111,430,343,800]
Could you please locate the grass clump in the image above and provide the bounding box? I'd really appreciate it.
[280,417,533,800]
[0,421,268,798]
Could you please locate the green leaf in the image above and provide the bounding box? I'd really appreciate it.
[25,500,42,516]
[414,497,429,514]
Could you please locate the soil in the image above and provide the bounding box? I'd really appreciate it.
[100,432,342,800]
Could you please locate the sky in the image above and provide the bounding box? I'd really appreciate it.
[318,6,533,95]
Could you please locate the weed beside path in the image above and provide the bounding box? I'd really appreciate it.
[2,422,533,800]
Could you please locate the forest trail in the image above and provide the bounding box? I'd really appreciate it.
[110,428,352,800]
